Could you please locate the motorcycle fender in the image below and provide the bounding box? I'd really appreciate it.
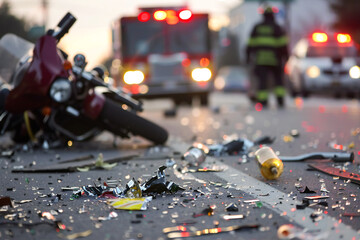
[83,93,105,120]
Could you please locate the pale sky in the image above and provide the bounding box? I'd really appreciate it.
[7,0,240,67]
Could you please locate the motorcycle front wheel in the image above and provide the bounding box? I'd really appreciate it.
[99,98,168,145]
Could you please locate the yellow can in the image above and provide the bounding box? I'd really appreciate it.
[255,146,284,180]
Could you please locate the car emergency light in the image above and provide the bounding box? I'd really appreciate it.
[154,10,167,21]
[337,33,352,44]
[312,32,328,43]
[138,12,151,22]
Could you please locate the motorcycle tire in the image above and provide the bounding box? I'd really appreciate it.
[100,98,168,145]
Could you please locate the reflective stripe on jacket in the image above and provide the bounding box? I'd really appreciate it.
[247,21,288,66]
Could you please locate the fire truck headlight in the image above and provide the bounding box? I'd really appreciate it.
[124,70,145,85]
[306,66,320,78]
[191,68,212,82]
[349,66,360,79]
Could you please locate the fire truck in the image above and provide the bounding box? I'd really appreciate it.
[112,6,214,106]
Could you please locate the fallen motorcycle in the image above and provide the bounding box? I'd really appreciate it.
[0,12,168,147]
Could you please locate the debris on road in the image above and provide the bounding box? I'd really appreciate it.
[308,162,360,185]
[280,152,354,162]
[107,197,152,210]
[77,153,117,171]
[166,224,260,239]
[182,143,208,167]
[11,153,137,173]
[0,196,13,208]
[58,230,92,240]
[207,135,275,157]
[255,146,284,180]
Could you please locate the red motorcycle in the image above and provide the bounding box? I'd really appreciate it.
[0,12,168,146]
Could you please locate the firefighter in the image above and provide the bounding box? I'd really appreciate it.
[246,6,289,107]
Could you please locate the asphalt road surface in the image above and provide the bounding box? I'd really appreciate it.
[1,92,360,240]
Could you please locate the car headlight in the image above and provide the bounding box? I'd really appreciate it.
[306,66,320,78]
[349,66,360,79]
[49,78,72,103]
[123,70,145,85]
[191,68,212,82]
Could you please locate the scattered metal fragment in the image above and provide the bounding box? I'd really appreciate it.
[183,144,208,167]
[1,150,14,157]
[14,199,32,204]
[166,224,259,239]
[243,199,259,203]
[280,152,354,162]
[223,214,245,220]
[304,196,329,200]
[195,167,224,172]
[225,203,239,212]
[308,162,360,185]
[163,225,187,234]
[300,186,316,194]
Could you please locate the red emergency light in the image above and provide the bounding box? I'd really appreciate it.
[138,12,151,22]
[138,8,193,24]
[312,32,328,43]
[336,33,352,44]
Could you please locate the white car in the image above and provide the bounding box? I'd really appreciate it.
[286,32,360,98]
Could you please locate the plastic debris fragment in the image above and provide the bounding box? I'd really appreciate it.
[77,153,117,171]
[141,166,184,194]
[107,197,152,211]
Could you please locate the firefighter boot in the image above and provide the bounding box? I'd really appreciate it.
[276,97,284,108]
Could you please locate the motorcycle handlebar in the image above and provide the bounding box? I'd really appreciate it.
[72,66,143,111]
[53,12,76,41]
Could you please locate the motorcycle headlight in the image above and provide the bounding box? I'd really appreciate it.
[50,78,72,103]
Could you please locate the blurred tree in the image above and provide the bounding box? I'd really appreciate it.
[0,1,31,40]
[330,0,360,44]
